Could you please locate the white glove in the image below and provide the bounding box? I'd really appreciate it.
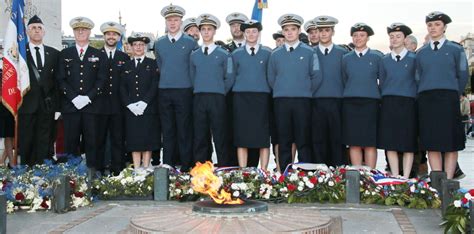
[82,95,92,105]
[54,112,61,120]
[72,96,86,110]
[127,103,140,116]
[136,101,148,113]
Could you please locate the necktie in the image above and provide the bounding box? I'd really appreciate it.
[204,47,209,55]
[250,47,255,56]
[433,41,439,51]
[238,43,242,47]
[359,52,363,57]
[324,48,329,55]
[171,38,176,43]
[289,47,294,52]
[34,46,42,71]
[79,48,84,60]
[109,51,113,59]
[136,58,141,68]
[396,55,401,62]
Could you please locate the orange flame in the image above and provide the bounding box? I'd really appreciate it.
[190,161,244,205]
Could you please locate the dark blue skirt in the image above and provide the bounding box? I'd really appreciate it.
[417,89,465,152]
[342,97,379,147]
[233,92,270,148]
[377,96,417,152]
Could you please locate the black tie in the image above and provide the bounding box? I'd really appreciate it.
[289,47,294,52]
[238,43,242,47]
[433,41,439,51]
[324,48,329,55]
[250,47,255,56]
[204,47,209,55]
[396,55,401,62]
[359,52,363,57]
[34,46,42,71]
[135,58,141,68]
[109,51,113,59]
[171,38,176,43]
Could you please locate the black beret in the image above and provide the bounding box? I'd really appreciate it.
[127,34,150,44]
[240,20,262,32]
[28,15,43,25]
[425,11,452,24]
[350,23,374,36]
[386,23,412,36]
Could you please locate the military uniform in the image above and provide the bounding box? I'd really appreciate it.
[56,17,107,168]
[95,22,129,174]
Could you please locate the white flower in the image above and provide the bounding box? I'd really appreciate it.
[176,189,182,194]
[298,181,305,187]
[26,190,35,200]
[318,177,324,183]
[305,181,314,189]
[147,186,152,190]
[303,177,309,182]
[188,188,194,194]
[238,183,248,190]
[420,190,426,194]
[364,190,370,195]
[409,185,415,193]
[289,174,298,182]
[453,200,462,208]
[183,175,190,180]
[6,201,14,213]
[308,172,314,176]
[465,193,472,200]
[120,179,127,186]
[263,193,271,200]
[233,191,240,197]
[231,183,239,190]
[297,186,304,191]
[371,191,376,196]
[328,181,335,187]
[104,191,108,195]
[280,187,288,193]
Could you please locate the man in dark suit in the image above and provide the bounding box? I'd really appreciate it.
[56,16,106,172]
[18,15,60,166]
[95,21,129,175]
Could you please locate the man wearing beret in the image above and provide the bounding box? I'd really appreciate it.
[154,4,198,172]
[56,16,107,173]
[95,21,130,176]
[18,15,60,166]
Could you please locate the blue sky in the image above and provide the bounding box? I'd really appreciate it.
[62,0,473,52]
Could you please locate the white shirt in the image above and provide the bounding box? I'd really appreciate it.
[168,31,183,43]
[355,47,369,57]
[104,47,116,59]
[245,44,260,55]
[201,43,217,55]
[430,37,446,50]
[390,48,408,61]
[134,55,145,67]
[318,43,334,55]
[76,44,89,60]
[284,41,300,52]
[29,43,44,68]
[233,40,245,47]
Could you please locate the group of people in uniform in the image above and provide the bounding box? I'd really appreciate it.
[0,5,469,180]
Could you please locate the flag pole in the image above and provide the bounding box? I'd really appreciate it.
[12,115,18,166]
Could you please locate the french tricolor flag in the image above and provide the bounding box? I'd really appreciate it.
[2,0,30,116]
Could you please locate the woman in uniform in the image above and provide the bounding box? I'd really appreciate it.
[416,11,469,179]
[120,33,160,170]
[378,23,417,178]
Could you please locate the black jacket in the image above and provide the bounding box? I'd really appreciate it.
[19,44,60,114]
[96,48,130,114]
[56,46,107,114]
[120,57,159,115]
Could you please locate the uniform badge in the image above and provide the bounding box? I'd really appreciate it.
[65,58,73,62]
[260,60,263,64]
[182,46,186,49]
[369,62,373,66]
[300,56,304,60]
[89,57,99,62]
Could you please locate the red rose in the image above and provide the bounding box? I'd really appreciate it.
[461,197,468,204]
[335,177,341,183]
[287,184,297,192]
[278,175,285,183]
[310,177,317,184]
[298,171,306,177]
[469,189,474,197]
[74,192,84,198]
[319,171,326,176]
[243,172,250,178]
[40,198,49,209]
[339,168,346,174]
[15,192,25,201]
[175,182,181,187]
